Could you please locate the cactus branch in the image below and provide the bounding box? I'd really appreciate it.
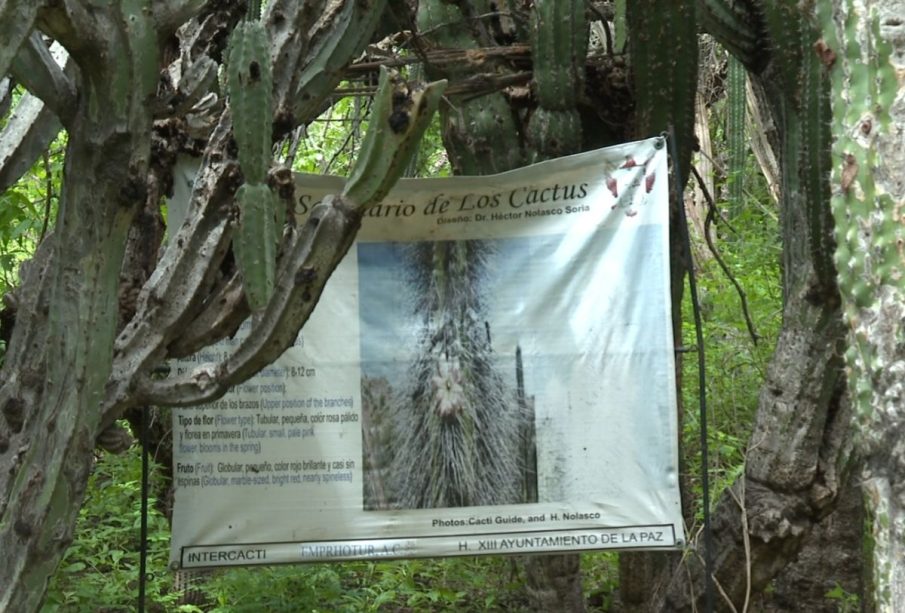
[9,34,77,126]
[125,70,445,408]
[0,0,42,81]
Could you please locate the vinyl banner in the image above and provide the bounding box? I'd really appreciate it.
[169,137,684,569]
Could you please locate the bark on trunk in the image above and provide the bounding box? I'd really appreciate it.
[0,53,150,613]
[758,464,865,611]
[653,290,849,611]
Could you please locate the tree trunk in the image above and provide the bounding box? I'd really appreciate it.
[758,463,865,611]
[0,5,158,607]
[819,1,905,609]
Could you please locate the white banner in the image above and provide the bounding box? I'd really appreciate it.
[169,137,684,569]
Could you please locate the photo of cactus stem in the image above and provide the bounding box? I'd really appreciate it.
[361,239,537,511]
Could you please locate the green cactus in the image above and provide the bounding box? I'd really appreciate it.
[614,0,627,52]
[798,14,835,291]
[526,108,583,163]
[227,20,273,185]
[726,55,747,213]
[233,182,278,311]
[527,0,587,162]
[752,3,836,292]
[698,0,759,66]
[288,0,389,124]
[416,0,524,174]
[760,1,803,103]
[627,0,698,182]
[816,2,899,411]
[343,66,446,207]
[226,17,280,311]
[530,0,587,111]
[815,3,905,609]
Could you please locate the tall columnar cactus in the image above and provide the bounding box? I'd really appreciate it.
[816,2,905,609]
[526,0,587,162]
[757,1,836,293]
[726,55,747,213]
[626,0,698,183]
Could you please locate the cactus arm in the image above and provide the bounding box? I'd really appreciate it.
[226,19,282,310]
[166,272,249,358]
[614,0,627,52]
[530,0,588,110]
[755,2,837,294]
[759,1,803,100]
[0,0,41,81]
[726,55,747,212]
[798,14,835,293]
[0,94,62,193]
[9,34,76,125]
[697,0,761,66]
[627,0,698,182]
[135,193,357,405]
[118,0,160,135]
[276,0,389,126]
[233,183,279,311]
[227,20,274,185]
[343,67,447,207]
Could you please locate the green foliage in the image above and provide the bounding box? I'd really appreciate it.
[0,129,63,296]
[200,557,529,612]
[291,93,450,179]
[0,113,64,365]
[42,439,618,611]
[581,552,619,610]
[681,150,783,518]
[825,582,861,612]
[43,441,181,612]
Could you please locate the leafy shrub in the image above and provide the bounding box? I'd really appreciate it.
[44,444,183,612]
